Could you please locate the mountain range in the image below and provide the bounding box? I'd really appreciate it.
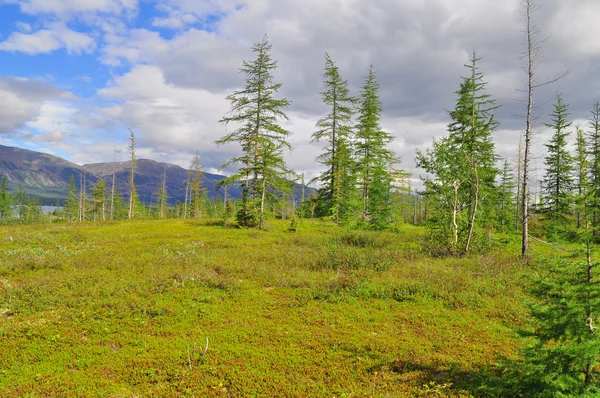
[0,145,248,205]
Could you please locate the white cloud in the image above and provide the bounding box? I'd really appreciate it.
[2,0,600,179]
[96,65,232,168]
[15,21,32,32]
[0,77,72,134]
[3,0,138,19]
[0,23,95,54]
[26,101,78,135]
[152,5,198,29]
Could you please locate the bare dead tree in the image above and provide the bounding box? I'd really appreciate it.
[520,0,568,257]
[128,129,137,220]
[110,144,116,221]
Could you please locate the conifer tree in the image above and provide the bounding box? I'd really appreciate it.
[588,102,600,238]
[15,183,27,222]
[92,179,107,221]
[189,151,207,219]
[416,55,499,253]
[497,159,517,232]
[312,53,357,223]
[128,128,138,220]
[65,176,79,221]
[541,93,574,228]
[216,35,292,229]
[0,176,13,219]
[156,166,168,219]
[354,65,395,229]
[447,52,499,251]
[515,135,600,395]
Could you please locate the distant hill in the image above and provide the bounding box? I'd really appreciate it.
[0,145,307,205]
[0,145,94,204]
[82,159,242,205]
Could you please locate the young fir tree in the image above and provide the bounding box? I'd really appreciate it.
[0,176,13,220]
[542,93,574,230]
[312,53,357,223]
[92,179,107,221]
[512,129,600,395]
[14,183,27,222]
[216,35,292,229]
[416,54,499,253]
[497,159,517,232]
[112,189,127,220]
[64,176,79,221]
[354,65,395,229]
[588,102,600,239]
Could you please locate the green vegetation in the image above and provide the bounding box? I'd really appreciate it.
[1,219,533,397]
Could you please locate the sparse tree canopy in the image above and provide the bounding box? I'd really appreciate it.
[216,34,293,229]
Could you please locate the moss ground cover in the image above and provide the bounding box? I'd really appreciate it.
[0,220,528,397]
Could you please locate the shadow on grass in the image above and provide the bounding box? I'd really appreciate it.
[368,358,515,397]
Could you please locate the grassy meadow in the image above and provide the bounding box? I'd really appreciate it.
[0,219,536,397]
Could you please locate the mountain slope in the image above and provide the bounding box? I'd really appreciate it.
[0,145,306,205]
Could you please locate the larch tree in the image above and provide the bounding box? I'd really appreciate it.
[190,151,207,219]
[156,166,168,219]
[128,128,138,220]
[354,65,395,229]
[65,176,79,221]
[110,144,117,221]
[541,93,574,228]
[447,52,499,252]
[92,179,107,221]
[216,35,293,229]
[0,176,12,220]
[516,129,600,395]
[416,54,499,253]
[587,102,600,238]
[312,53,357,223]
[497,159,517,232]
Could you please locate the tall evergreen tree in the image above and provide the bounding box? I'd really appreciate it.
[354,65,395,229]
[216,35,292,229]
[312,53,357,223]
[542,93,574,228]
[447,52,499,251]
[588,102,600,238]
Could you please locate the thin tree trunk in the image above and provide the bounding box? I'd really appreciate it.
[452,182,460,250]
[521,0,534,257]
[465,162,479,252]
[110,145,116,221]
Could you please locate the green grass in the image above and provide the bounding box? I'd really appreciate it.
[0,219,530,397]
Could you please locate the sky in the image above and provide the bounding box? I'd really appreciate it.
[0,0,599,186]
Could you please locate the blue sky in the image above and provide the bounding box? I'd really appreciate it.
[0,0,598,182]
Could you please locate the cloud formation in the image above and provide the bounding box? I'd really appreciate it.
[0,0,599,183]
